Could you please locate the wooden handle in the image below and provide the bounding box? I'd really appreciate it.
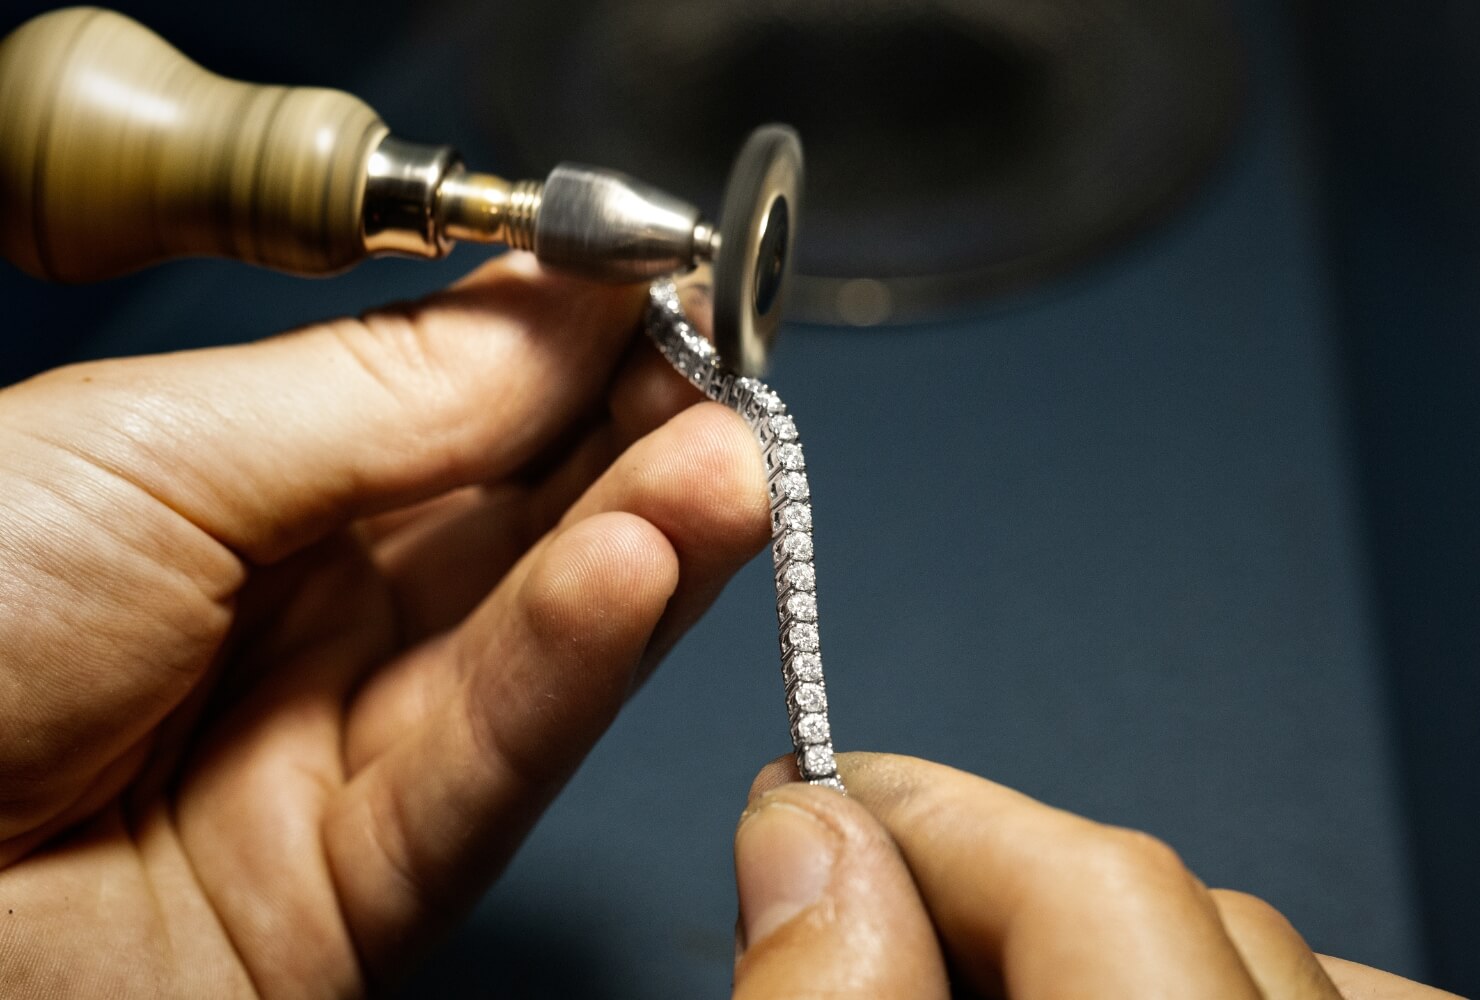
[0,7,389,281]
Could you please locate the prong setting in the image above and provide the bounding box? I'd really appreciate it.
[645,280,844,791]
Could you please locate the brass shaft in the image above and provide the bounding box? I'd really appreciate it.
[437,171,543,252]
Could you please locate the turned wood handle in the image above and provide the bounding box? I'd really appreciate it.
[0,7,389,281]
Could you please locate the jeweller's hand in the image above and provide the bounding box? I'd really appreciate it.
[0,254,769,995]
[732,753,1457,999]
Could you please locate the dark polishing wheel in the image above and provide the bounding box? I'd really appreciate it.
[455,0,1242,325]
[712,125,802,376]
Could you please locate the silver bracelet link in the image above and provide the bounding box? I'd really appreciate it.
[645,280,844,793]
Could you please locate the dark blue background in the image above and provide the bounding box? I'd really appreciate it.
[2,0,1475,994]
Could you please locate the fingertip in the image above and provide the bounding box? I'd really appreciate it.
[636,401,770,551]
[837,751,1032,828]
[456,509,681,771]
[740,780,868,844]
[734,796,840,951]
[736,780,911,945]
[519,510,679,649]
[731,775,950,999]
[745,751,911,812]
[746,755,801,807]
[569,397,770,571]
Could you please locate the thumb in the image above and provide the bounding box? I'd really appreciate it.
[732,772,949,999]
[7,254,647,563]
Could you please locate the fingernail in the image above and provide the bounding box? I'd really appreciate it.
[735,801,836,952]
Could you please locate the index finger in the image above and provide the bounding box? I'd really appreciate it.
[7,253,647,565]
[834,753,1262,998]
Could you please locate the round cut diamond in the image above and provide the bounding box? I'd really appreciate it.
[793,682,826,712]
[753,388,785,414]
[802,744,836,776]
[786,592,818,621]
[775,471,809,501]
[776,504,812,532]
[788,623,820,651]
[779,532,814,562]
[643,288,846,795]
[790,652,823,682]
[796,713,830,744]
[783,562,816,590]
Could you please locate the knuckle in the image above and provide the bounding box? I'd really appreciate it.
[1081,826,1193,891]
[327,314,441,413]
[320,313,480,479]
[1211,888,1296,934]
[888,778,961,839]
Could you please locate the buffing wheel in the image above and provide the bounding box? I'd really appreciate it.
[712,125,803,377]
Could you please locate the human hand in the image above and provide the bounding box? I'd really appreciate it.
[732,753,1458,999]
[0,255,769,995]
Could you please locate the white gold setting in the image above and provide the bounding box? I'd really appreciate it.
[645,280,845,792]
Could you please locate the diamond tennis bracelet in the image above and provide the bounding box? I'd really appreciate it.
[645,280,844,793]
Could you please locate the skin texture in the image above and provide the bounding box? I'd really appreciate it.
[732,754,1464,1000]
[0,254,770,996]
[0,253,1460,998]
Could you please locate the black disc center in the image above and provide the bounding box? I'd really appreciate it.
[753,195,789,316]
